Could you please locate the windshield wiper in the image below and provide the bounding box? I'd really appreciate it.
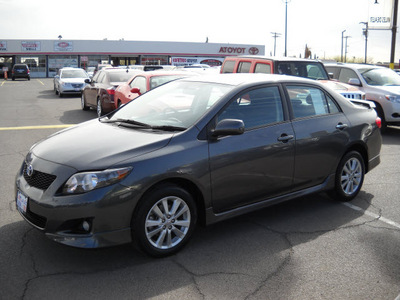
[150,125,186,132]
[100,118,152,128]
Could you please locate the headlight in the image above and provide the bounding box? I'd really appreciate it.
[62,167,132,194]
[385,95,400,103]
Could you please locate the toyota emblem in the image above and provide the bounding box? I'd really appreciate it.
[26,164,34,177]
[249,47,259,55]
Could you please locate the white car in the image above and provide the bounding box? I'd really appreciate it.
[325,63,400,130]
[54,68,90,97]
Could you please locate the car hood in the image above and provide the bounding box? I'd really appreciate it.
[370,85,400,95]
[31,119,173,170]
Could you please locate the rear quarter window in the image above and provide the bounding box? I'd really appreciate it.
[254,63,271,74]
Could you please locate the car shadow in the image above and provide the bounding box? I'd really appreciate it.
[59,109,97,124]
[382,125,400,145]
[2,191,374,299]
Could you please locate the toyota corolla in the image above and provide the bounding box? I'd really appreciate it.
[15,74,382,257]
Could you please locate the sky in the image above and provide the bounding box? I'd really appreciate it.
[0,0,399,63]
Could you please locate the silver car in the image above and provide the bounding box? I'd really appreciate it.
[325,63,400,130]
[54,67,90,97]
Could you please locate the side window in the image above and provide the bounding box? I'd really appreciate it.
[96,72,105,83]
[217,86,284,129]
[221,60,236,73]
[254,63,271,74]
[237,61,252,73]
[130,76,147,94]
[92,71,100,82]
[338,68,359,84]
[287,86,339,118]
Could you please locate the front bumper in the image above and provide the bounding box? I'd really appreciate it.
[15,156,139,248]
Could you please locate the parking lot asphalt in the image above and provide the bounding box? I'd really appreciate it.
[1,78,400,300]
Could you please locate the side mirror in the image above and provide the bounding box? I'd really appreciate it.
[84,78,91,84]
[130,87,141,95]
[328,72,334,79]
[348,78,361,86]
[54,75,60,79]
[211,119,245,137]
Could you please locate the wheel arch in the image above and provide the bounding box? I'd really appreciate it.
[133,178,207,226]
[343,143,369,173]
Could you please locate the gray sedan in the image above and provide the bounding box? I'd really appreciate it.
[15,74,382,257]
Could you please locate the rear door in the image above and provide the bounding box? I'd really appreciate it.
[209,85,295,213]
[284,84,350,190]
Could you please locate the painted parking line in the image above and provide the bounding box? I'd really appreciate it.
[343,202,400,230]
[0,124,75,131]
[1,79,45,85]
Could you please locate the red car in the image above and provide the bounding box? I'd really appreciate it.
[114,71,196,109]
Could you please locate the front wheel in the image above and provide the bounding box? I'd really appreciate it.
[132,184,197,257]
[81,93,89,111]
[331,151,365,202]
[96,99,104,117]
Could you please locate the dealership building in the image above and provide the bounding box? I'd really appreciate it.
[0,39,265,78]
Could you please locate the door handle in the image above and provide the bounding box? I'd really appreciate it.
[277,134,294,142]
[336,123,348,130]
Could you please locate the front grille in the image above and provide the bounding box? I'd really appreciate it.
[72,83,83,88]
[341,93,362,100]
[23,162,56,190]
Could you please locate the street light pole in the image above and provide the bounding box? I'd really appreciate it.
[390,0,399,69]
[360,22,368,64]
[341,30,346,62]
[283,0,291,57]
[344,36,351,63]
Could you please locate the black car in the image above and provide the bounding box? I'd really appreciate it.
[81,68,138,117]
[15,74,382,257]
[12,64,30,80]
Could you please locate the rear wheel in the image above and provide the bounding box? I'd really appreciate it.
[132,184,197,257]
[331,151,365,202]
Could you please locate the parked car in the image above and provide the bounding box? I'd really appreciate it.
[325,63,400,130]
[221,56,366,102]
[86,66,96,78]
[53,68,90,97]
[114,71,197,109]
[81,68,138,117]
[15,74,382,257]
[11,64,30,81]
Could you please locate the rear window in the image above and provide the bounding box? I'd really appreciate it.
[254,63,271,74]
[221,60,236,73]
[14,65,27,71]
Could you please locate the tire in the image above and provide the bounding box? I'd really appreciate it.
[132,184,197,257]
[375,104,387,133]
[81,93,89,111]
[54,85,59,95]
[331,151,365,202]
[12,77,15,81]
[59,90,63,98]
[97,98,104,117]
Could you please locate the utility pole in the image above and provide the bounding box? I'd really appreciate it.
[271,32,281,56]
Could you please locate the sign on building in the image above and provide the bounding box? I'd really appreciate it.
[21,41,41,51]
[54,41,73,51]
[0,41,7,51]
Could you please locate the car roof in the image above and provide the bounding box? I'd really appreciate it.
[324,63,386,70]
[180,73,320,87]
[225,55,323,63]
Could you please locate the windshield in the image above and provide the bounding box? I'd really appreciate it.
[276,61,329,80]
[109,80,233,129]
[360,67,400,86]
[61,69,88,78]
